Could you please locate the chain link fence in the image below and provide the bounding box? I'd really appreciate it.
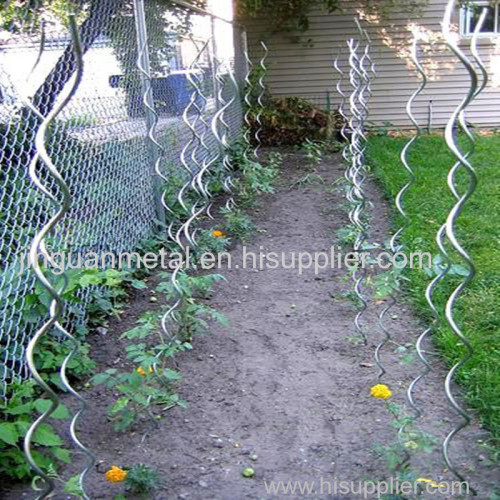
[0,0,244,397]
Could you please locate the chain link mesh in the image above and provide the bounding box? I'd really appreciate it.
[0,0,244,397]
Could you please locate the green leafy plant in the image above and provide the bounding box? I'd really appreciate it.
[156,271,228,342]
[125,463,161,495]
[93,272,226,431]
[222,208,257,243]
[300,138,324,165]
[91,361,185,432]
[336,224,359,247]
[0,380,71,480]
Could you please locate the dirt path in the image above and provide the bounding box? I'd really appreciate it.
[5,151,497,499]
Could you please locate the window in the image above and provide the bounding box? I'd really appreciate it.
[460,1,500,36]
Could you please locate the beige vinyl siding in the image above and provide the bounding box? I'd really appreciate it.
[245,0,500,129]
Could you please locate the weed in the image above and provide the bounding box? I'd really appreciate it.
[221,208,256,242]
[0,380,71,480]
[300,138,324,165]
[125,463,161,495]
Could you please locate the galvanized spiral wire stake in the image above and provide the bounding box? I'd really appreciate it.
[134,0,178,346]
[189,37,219,223]
[243,36,255,163]
[24,16,95,499]
[179,40,212,247]
[211,55,238,212]
[333,50,352,189]
[441,2,487,492]
[254,41,268,159]
[347,36,369,345]
[402,36,430,422]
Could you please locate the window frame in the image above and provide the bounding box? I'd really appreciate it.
[459,0,500,37]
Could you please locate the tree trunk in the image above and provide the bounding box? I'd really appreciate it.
[31,0,123,117]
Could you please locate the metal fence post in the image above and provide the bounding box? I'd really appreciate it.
[133,0,166,227]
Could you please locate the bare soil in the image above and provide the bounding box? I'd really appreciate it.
[4,150,498,499]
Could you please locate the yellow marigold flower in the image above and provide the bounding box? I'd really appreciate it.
[136,366,153,377]
[370,384,392,400]
[212,229,225,238]
[105,465,128,483]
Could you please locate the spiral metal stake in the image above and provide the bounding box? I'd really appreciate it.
[441,2,486,491]
[24,16,95,499]
[346,37,369,345]
[185,38,220,224]
[254,41,268,159]
[243,39,255,163]
[409,11,487,425]
[179,40,213,247]
[398,38,431,420]
[333,51,352,193]
[134,1,175,242]
[377,35,424,382]
[210,56,238,212]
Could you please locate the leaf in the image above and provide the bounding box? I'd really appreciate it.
[33,424,63,446]
[91,372,111,385]
[108,397,130,417]
[51,447,72,464]
[34,400,70,419]
[0,422,19,445]
[131,279,147,290]
[4,402,33,415]
[163,369,182,381]
[113,408,136,432]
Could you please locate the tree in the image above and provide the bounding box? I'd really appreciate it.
[235,0,429,34]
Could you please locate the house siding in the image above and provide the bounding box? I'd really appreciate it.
[245,0,500,129]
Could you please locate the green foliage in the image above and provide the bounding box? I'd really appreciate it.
[35,338,96,389]
[369,133,500,440]
[236,0,342,33]
[237,0,427,34]
[300,138,324,165]
[93,271,226,431]
[221,208,257,243]
[336,224,359,247]
[156,272,228,342]
[125,463,161,494]
[0,380,71,481]
[191,229,231,264]
[91,362,186,432]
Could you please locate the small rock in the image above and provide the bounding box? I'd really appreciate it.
[149,296,158,303]
[250,454,258,461]
[213,438,224,448]
[96,327,108,336]
[198,480,208,488]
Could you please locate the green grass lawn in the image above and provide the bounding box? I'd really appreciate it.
[368,133,500,442]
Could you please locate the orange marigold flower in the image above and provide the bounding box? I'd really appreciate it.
[370,384,392,400]
[105,465,128,483]
[212,229,225,238]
